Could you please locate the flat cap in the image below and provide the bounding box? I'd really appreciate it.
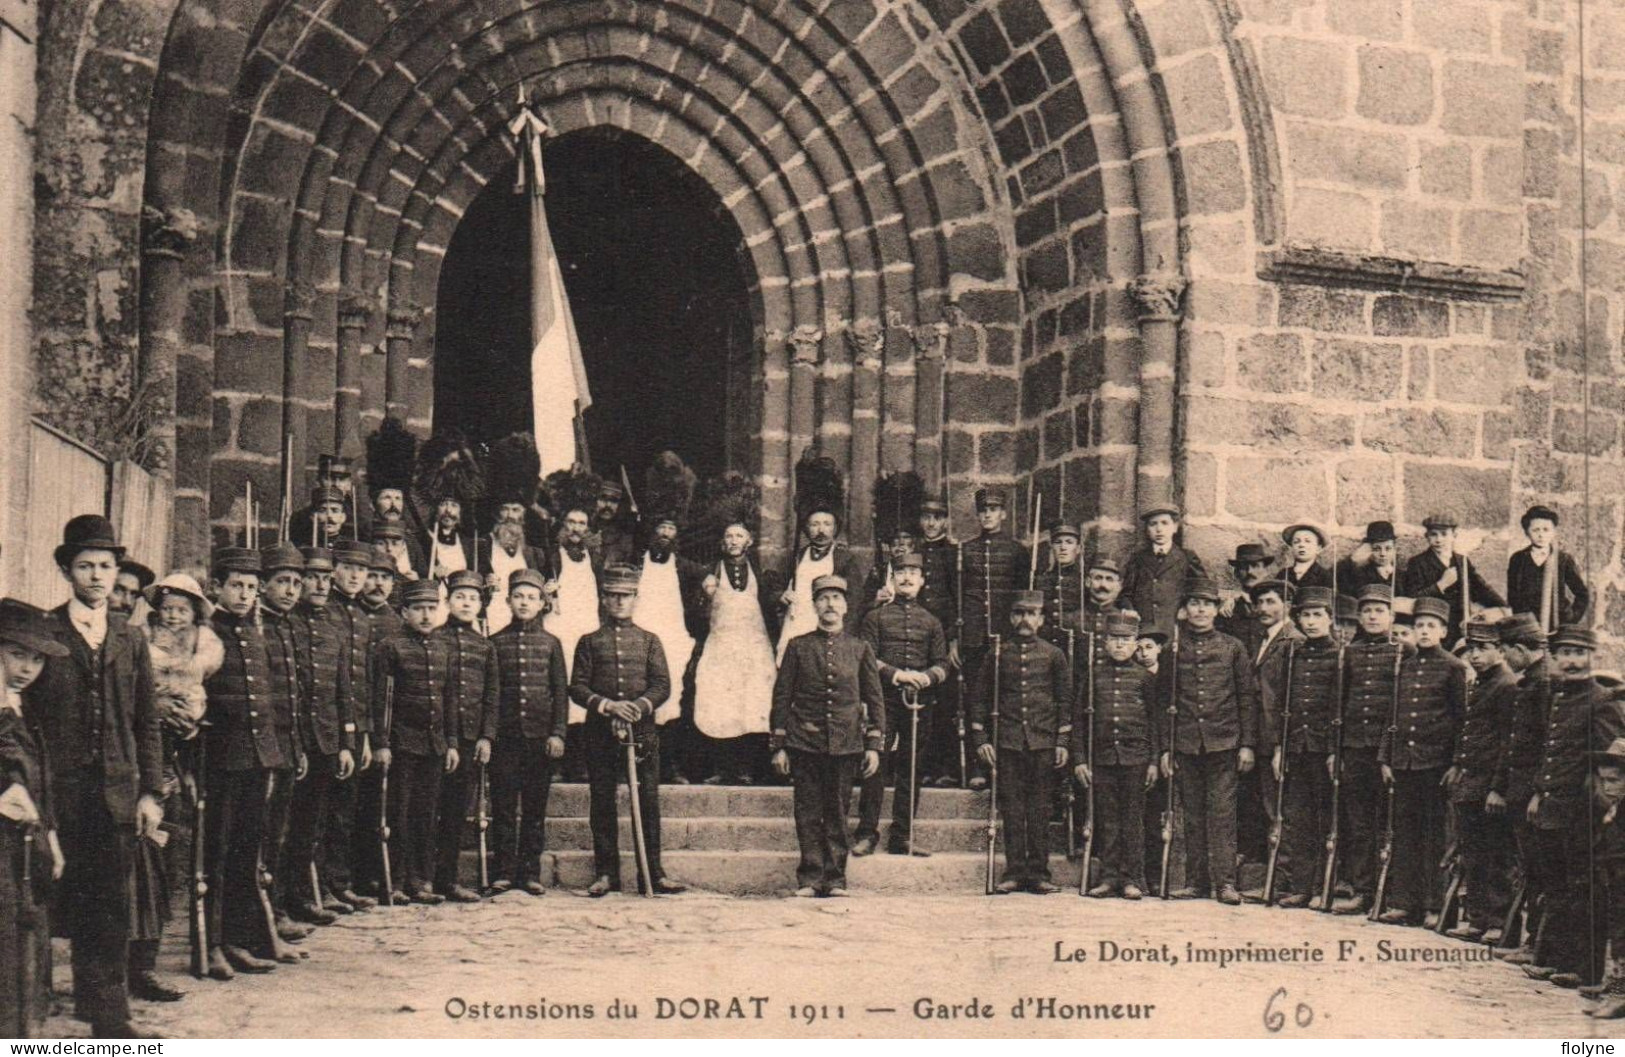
[1139,506,1179,522]
[1421,514,1458,531]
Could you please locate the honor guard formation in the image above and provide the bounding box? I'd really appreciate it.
[2,424,1622,1038]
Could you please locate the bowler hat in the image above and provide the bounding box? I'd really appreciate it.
[400,580,441,606]
[212,546,261,577]
[1521,505,1560,531]
[0,599,68,658]
[1412,597,1451,625]
[1550,624,1597,652]
[1011,590,1045,612]
[809,573,847,598]
[508,568,547,593]
[331,540,372,567]
[1229,543,1272,568]
[1293,586,1335,612]
[1182,576,1221,602]
[143,573,214,622]
[118,559,156,590]
[1363,520,1397,544]
[601,564,641,594]
[1281,523,1327,547]
[260,542,305,573]
[444,570,484,594]
[54,514,125,567]
[300,547,334,572]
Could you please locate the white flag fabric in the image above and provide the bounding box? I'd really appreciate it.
[528,193,591,477]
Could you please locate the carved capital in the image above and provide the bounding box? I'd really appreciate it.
[846,319,884,366]
[1128,272,1188,322]
[141,205,199,260]
[912,321,950,361]
[284,282,318,322]
[386,301,424,340]
[788,324,824,365]
[337,288,374,330]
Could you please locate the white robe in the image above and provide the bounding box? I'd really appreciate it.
[775,547,835,664]
[693,561,775,739]
[640,552,695,725]
[547,548,599,723]
[484,544,530,635]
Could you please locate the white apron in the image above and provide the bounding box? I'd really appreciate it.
[640,553,695,725]
[547,549,599,724]
[775,548,834,664]
[483,544,529,635]
[694,561,776,739]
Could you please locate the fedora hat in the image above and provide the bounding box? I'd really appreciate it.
[0,599,68,658]
[54,514,125,567]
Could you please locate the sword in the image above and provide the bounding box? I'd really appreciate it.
[621,724,655,897]
[902,685,922,858]
[380,675,394,906]
[477,760,491,891]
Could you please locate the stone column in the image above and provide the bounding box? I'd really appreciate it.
[786,324,822,555]
[848,320,883,559]
[912,322,950,496]
[1128,272,1187,516]
[138,203,199,480]
[335,289,373,459]
[384,299,422,423]
[282,281,315,514]
[880,316,916,473]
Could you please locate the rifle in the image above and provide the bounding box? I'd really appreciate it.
[380,675,394,906]
[1064,627,1077,863]
[255,772,282,946]
[280,431,295,540]
[1077,631,1096,896]
[476,760,491,891]
[1263,640,1296,906]
[1500,880,1528,949]
[1434,826,1463,934]
[1159,620,1181,899]
[955,541,968,789]
[190,733,209,978]
[15,827,34,1037]
[1027,494,1042,591]
[1319,626,1346,912]
[1369,644,1403,920]
[984,633,1002,895]
[622,725,655,897]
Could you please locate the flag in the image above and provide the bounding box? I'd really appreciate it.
[509,92,592,477]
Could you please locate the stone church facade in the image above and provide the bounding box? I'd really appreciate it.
[2,0,1622,647]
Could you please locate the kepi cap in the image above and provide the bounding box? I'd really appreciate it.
[400,580,440,606]
[260,542,304,573]
[1550,624,1597,651]
[1182,576,1221,602]
[1412,596,1451,625]
[212,546,261,576]
[601,564,641,594]
[1011,589,1045,612]
[444,570,484,594]
[810,573,847,598]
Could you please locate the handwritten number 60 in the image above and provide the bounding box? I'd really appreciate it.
[1264,988,1314,1033]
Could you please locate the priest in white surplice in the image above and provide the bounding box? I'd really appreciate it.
[545,506,602,723]
[479,433,552,634]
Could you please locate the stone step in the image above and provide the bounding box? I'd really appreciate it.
[542,815,1016,853]
[538,849,1086,896]
[544,782,1001,819]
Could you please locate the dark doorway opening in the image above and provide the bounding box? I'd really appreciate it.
[434,126,755,484]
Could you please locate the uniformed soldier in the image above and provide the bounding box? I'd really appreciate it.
[915,497,961,789]
[854,554,949,856]
[295,484,349,550]
[1336,521,1401,599]
[1121,507,1205,639]
[202,546,287,977]
[1,599,68,1039]
[1400,515,1505,647]
[1376,595,1467,927]
[1265,586,1340,908]
[1040,523,1083,650]
[770,574,884,897]
[1075,555,1130,645]
[1248,579,1301,891]
[1588,692,1625,1019]
[971,590,1072,894]
[1446,618,1520,939]
[432,570,497,902]
[959,487,1029,791]
[351,545,402,900]
[255,543,311,949]
[372,580,454,904]
[280,546,357,926]
[1506,505,1590,629]
[1279,524,1333,597]
[569,566,685,897]
[1075,613,1161,899]
[1332,584,1409,916]
[1163,576,1257,905]
[372,523,418,588]
[322,539,378,912]
[1491,612,1550,958]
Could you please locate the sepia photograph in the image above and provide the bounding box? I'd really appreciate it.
[0,0,1620,1042]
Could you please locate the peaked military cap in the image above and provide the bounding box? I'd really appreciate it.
[1550,624,1597,651]
[508,568,547,594]
[260,542,305,573]
[1182,576,1221,602]
[331,539,372,566]
[400,580,441,606]
[810,573,848,597]
[601,564,641,594]
[1293,586,1335,612]
[1412,596,1451,625]
[444,570,484,594]
[212,546,261,576]
[1011,589,1045,612]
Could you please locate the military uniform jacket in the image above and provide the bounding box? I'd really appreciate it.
[1169,625,1258,755]
[1121,546,1205,638]
[205,611,288,772]
[569,619,671,740]
[328,590,374,737]
[1342,634,1411,751]
[856,598,949,699]
[32,606,163,821]
[770,629,885,756]
[1379,645,1467,771]
[372,628,451,757]
[1040,560,1084,648]
[1495,659,1551,805]
[290,602,356,756]
[1072,655,1160,766]
[1400,550,1506,643]
[364,601,404,731]
[969,634,1072,752]
[1532,677,1625,828]
[1217,598,1267,667]
[915,535,958,637]
[260,607,304,765]
[491,618,569,741]
[1451,662,1519,805]
[1068,600,1130,662]
[1270,635,1342,756]
[437,619,499,745]
[960,533,1028,649]
[1505,547,1589,628]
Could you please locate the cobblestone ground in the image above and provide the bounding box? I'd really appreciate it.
[43,893,1612,1039]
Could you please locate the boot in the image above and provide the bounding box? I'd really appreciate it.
[205,947,235,981]
[1587,957,1625,1018]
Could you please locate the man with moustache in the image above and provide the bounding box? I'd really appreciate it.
[1246,578,1301,890]
[693,512,779,785]
[110,560,155,618]
[480,499,550,636]
[776,456,862,665]
[914,498,961,789]
[1217,543,1274,662]
[423,493,476,582]
[634,457,706,784]
[295,485,350,550]
[958,487,1028,791]
[365,417,424,577]
[351,545,402,900]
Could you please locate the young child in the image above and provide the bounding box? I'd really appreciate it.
[488,569,568,894]
[371,580,453,904]
[1075,614,1160,899]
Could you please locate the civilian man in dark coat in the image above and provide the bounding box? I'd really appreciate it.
[1506,504,1589,631]
[569,566,684,897]
[1335,521,1401,599]
[972,590,1072,894]
[1216,543,1273,663]
[1279,524,1334,597]
[770,574,883,897]
[1400,514,1505,648]
[915,497,960,789]
[1163,576,1257,905]
[1121,506,1205,639]
[32,515,164,1037]
[432,571,498,901]
[1248,579,1302,891]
